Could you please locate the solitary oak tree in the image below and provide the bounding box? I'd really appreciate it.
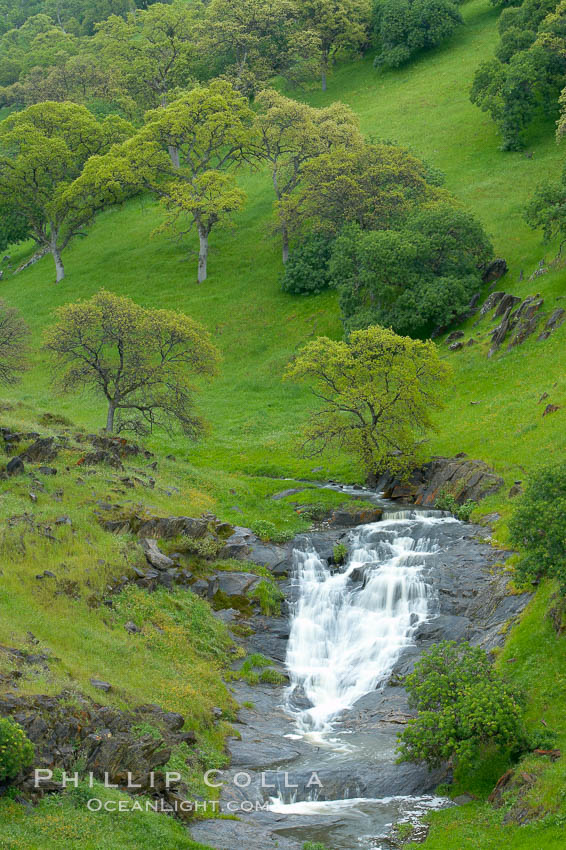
[284,325,451,477]
[44,290,220,435]
[0,101,133,281]
[254,89,361,261]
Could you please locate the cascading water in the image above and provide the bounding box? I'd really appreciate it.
[285,517,444,740]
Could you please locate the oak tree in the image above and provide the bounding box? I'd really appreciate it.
[284,325,451,477]
[300,0,371,90]
[0,101,134,282]
[44,289,220,435]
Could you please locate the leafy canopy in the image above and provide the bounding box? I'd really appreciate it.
[43,289,220,435]
[331,205,493,336]
[373,0,463,69]
[509,462,566,593]
[397,641,524,769]
[284,325,451,477]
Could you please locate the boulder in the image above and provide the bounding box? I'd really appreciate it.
[6,456,24,476]
[141,538,174,571]
[479,291,505,316]
[482,258,508,284]
[537,307,566,341]
[214,571,260,597]
[372,455,504,506]
[328,506,382,527]
[494,293,521,318]
[20,437,58,463]
[90,679,112,692]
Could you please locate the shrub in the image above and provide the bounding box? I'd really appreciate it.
[372,0,463,69]
[435,490,475,522]
[397,641,523,769]
[333,543,348,565]
[248,579,284,615]
[280,234,335,294]
[0,718,34,782]
[250,520,294,543]
[509,462,566,592]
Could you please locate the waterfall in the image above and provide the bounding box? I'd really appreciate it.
[285,516,449,739]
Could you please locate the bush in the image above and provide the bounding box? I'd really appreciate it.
[250,520,294,543]
[248,579,284,615]
[280,234,335,294]
[435,490,475,521]
[397,641,523,769]
[373,0,463,69]
[509,462,566,592]
[333,543,348,565]
[0,718,34,782]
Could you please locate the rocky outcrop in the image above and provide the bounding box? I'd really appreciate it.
[371,454,504,506]
[472,289,564,356]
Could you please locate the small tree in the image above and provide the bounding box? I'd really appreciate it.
[284,325,451,477]
[397,641,523,770]
[0,101,133,281]
[134,80,255,282]
[44,289,220,435]
[509,462,566,593]
[0,300,29,385]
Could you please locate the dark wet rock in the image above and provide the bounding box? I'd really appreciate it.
[537,307,565,341]
[543,403,560,416]
[446,330,464,343]
[494,293,521,318]
[37,466,57,475]
[372,455,503,506]
[482,259,508,284]
[6,456,24,476]
[508,482,523,498]
[141,538,174,571]
[213,608,239,623]
[124,620,141,634]
[448,341,463,351]
[328,506,383,527]
[20,437,58,463]
[479,291,505,316]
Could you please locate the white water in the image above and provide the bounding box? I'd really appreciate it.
[285,516,451,739]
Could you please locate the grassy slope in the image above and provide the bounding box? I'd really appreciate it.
[0,0,565,846]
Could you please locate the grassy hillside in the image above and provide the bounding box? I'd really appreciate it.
[1,0,564,520]
[0,0,565,847]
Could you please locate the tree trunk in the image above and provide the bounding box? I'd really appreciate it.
[51,244,65,283]
[198,228,209,283]
[105,402,116,433]
[168,146,180,168]
[282,225,289,264]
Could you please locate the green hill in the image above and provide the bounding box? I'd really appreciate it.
[1,0,566,847]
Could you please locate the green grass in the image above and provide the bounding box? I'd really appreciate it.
[0,1,566,846]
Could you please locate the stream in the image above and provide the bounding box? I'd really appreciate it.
[190,490,530,850]
[269,505,456,848]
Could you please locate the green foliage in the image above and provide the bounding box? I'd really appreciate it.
[250,519,294,543]
[0,717,34,782]
[303,844,329,850]
[435,489,476,521]
[280,233,335,294]
[279,141,442,240]
[373,0,463,69]
[285,325,451,477]
[238,652,285,685]
[470,0,566,149]
[333,542,348,564]
[248,578,284,615]
[524,176,566,251]
[0,101,134,281]
[43,289,220,435]
[397,641,524,769]
[300,0,372,89]
[331,205,493,336]
[509,462,566,592]
[0,202,28,251]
